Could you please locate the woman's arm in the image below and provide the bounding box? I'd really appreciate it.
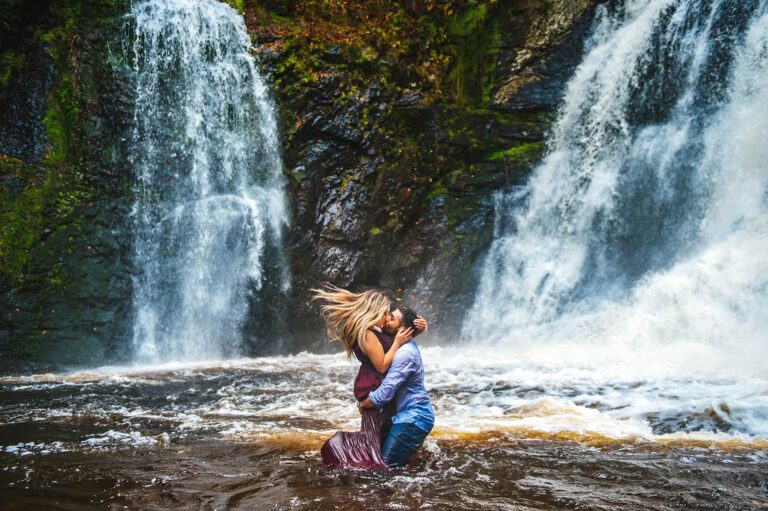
[361,350,412,411]
[360,327,414,374]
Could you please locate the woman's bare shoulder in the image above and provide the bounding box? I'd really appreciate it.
[359,329,379,354]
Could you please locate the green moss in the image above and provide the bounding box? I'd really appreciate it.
[272,40,321,98]
[369,226,383,236]
[486,141,546,163]
[42,79,80,165]
[0,50,25,93]
[0,157,92,290]
[269,11,292,24]
[340,171,360,192]
[447,3,488,39]
[444,2,501,106]
[249,2,507,109]
[0,161,43,287]
[427,179,448,199]
[221,0,244,13]
[286,165,304,183]
[359,46,378,62]
[0,0,117,289]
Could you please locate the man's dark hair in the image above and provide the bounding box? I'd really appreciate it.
[392,305,418,330]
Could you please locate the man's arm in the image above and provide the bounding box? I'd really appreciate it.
[359,349,412,411]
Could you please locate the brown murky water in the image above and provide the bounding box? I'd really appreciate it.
[1,355,766,510]
[2,434,767,510]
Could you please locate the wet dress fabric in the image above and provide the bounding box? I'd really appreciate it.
[321,330,395,469]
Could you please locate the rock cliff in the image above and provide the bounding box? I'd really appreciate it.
[248,0,597,348]
[0,0,598,372]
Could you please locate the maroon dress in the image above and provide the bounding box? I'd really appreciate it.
[321,329,395,469]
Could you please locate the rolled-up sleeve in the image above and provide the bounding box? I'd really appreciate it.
[368,350,412,412]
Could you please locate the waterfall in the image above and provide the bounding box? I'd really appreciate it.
[464,0,768,376]
[125,0,287,363]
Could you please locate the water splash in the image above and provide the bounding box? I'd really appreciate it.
[2,352,767,444]
[125,0,287,363]
[464,0,768,377]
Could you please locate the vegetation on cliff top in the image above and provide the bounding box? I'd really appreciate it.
[246,0,501,106]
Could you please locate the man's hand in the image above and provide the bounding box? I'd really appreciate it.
[413,315,427,336]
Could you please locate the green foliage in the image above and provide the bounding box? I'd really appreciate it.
[250,1,500,108]
[444,2,501,106]
[0,0,116,289]
[427,179,448,199]
[487,141,546,163]
[0,50,24,92]
[273,41,318,93]
[222,0,245,14]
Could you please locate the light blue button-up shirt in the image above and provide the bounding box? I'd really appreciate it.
[368,340,435,433]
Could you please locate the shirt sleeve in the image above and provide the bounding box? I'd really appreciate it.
[368,348,412,411]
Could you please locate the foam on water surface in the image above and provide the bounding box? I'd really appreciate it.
[1,351,766,454]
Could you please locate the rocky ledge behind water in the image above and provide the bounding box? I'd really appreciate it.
[250,0,598,348]
[0,0,599,370]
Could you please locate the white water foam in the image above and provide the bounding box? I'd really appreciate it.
[3,352,766,451]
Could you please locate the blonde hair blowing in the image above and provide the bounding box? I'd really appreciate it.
[311,284,391,357]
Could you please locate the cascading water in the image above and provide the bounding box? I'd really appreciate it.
[125,0,287,363]
[464,0,768,378]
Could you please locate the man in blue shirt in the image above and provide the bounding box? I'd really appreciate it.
[358,306,435,468]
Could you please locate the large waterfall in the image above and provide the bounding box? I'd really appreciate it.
[465,0,768,377]
[125,0,287,363]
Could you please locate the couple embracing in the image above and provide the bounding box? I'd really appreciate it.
[313,285,434,469]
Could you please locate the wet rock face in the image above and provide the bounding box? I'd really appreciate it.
[0,1,135,373]
[492,0,597,110]
[255,0,599,347]
[0,44,54,162]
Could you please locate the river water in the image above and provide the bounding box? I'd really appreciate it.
[1,353,766,510]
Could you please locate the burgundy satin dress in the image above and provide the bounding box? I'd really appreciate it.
[321,329,395,469]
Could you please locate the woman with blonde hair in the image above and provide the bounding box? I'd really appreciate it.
[312,284,415,469]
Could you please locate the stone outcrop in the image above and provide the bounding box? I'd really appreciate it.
[0,0,134,372]
[251,0,598,348]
